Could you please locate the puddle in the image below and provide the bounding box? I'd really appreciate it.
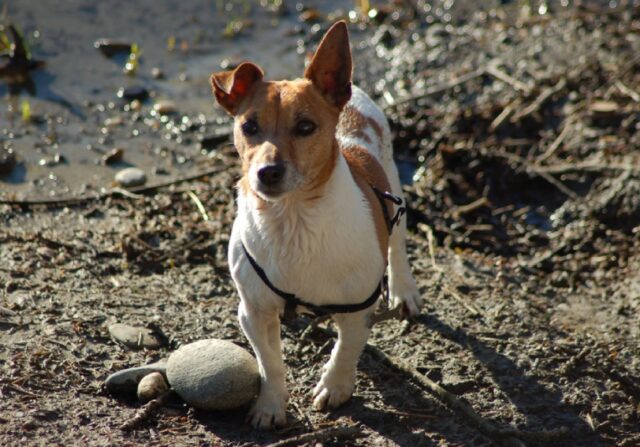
[0,0,360,200]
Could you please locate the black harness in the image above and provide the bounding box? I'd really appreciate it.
[242,186,405,320]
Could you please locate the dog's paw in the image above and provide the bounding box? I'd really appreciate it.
[390,274,422,317]
[312,373,355,410]
[248,389,288,429]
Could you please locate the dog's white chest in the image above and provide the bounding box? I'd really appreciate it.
[230,155,385,311]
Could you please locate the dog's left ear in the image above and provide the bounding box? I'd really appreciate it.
[304,21,352,109]
[211,62,264,115]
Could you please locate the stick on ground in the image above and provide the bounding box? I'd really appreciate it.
[265,425,363,447]
[120,391,172,432]
[364,343,570,446]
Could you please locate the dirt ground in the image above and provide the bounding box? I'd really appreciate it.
[1,1,640,446]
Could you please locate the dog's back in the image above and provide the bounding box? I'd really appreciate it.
[337,86,393,164]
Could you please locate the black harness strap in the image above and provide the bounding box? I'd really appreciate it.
[242,242,381,319]
[241,186,404,320]
[372,186,406,234]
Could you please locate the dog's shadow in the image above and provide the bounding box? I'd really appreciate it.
[334,313,603,446]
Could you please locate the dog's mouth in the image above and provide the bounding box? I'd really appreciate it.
[249,162,304,201]
[254,183,286,200]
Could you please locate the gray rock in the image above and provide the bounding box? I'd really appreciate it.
[153,100,177,115]
[104,360,167,394]
[108,323,165,350]
[137,371,169,403]
[117,85,149,101]
[167,339,259,410]
[115,167,146,188]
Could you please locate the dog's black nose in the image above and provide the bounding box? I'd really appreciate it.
[257,163,285,187]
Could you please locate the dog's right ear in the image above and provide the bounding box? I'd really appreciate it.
[210,62,264,115]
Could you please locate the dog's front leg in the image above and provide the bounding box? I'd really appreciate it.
[312,311,370,410]
[238,300,288,428]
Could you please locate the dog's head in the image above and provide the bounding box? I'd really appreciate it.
[210,21,352,201]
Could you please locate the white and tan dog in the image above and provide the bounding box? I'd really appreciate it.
[210,21,421,429]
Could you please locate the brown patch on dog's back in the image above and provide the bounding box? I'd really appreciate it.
[366,116,384,141]
[339,105,372,144]
[342,145,393,259]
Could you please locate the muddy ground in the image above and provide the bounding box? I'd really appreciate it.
[1,1,640,446]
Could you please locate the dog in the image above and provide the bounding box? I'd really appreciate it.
[210,21,421,429]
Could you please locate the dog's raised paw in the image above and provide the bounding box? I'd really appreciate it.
[248,391,287,429]
[312,376,355,410]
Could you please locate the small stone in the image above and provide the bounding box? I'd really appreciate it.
[153,100,177,115]
[104,116,124,128]
[117,86,149,102]
[299,9,323,23]
[103,148,124,165]
[104,360,167,395]
[108,323,164,349]
[150,67,165,79]
[94,39,131,58]
[0,147,16,176]
[137,372,169,403]
[219,58,240,70]
[129,99,142,111]
[167,339,259,410]
[38,153,66,167]
[198,133,229,150]
[114,167,146,188]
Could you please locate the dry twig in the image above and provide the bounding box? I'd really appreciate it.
[511,78,567,122]
[388,68,485,107]
[186,190,210,222]
[265,424,363,447]
[0,166,226,206]
[364,344,570,446]
[486,63,531,93]
[120,390,172,432]
[536,117,575,164]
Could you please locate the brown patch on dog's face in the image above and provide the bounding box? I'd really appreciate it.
[232,79,340,201]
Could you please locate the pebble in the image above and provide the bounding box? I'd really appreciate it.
[104,360,167,395]
[117,86,149,102]
[137,372,169,403]
[104,116,124,128]
[94,39,131,58]
[38,153,65,167]
[153,100,177,115]
[198,133,229,150]
[103,148,124,165]
[108,323,163,349]
[151,67,165,79]
[0,148,16,175]
[114,167,147,188]
[166,339,259,410]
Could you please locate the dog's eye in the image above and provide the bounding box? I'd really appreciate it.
[294,119,316,137]
[242,119,259,136]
